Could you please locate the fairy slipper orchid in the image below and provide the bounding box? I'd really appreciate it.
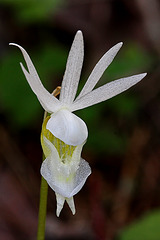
[10,30,146,216]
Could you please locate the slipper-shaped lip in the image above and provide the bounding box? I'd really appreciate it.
[46,109,88,146]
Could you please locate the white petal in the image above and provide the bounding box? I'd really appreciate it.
[40,136,86,197]
[41,155,91,198]
[59,30,84,104]
[55,193,75,216]
[41,136,59,159]
[46,109,88,146]
[69,158,91,197]
[76,42,123,100]
[41,136,90,198]
[71,73,147,111]
[66,197,76,215]
[41,156,67,197]
[55,193,65,217]
[9,43,61,113]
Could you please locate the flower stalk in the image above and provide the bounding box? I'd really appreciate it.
[37,87,61,240]
[37,168,48,240]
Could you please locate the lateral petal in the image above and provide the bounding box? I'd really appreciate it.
[9,43,61,113]
[46,109,88,146]
[76,42,123,100]
[71,73,147,111]
[59,30,84,104]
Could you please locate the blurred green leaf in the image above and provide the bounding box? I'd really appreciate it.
[103,42,152,81]
[87,124,127,155]
[119,209,160,240]
[106,93,139,117]
[0,0,64,23]
[77,105,127,156]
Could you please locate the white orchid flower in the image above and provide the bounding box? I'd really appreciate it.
[10,30,146,216]
[9,31,146,146]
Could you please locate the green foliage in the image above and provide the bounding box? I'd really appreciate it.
[106,93,139,117]
[103,42,152,81]
[0,0,63,23]
[88,123,127,155]
[77,103,127,156]
[119,209,160,240]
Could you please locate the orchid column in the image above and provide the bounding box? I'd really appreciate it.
[10,30,146,219]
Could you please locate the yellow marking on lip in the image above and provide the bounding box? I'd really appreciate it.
[41,116,76,161]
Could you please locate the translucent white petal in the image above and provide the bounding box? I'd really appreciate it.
[41,156,91,198]
[38,98,52,113]
[71,73,147,111]
[69,158,91,197]
[76,42,123,100]
[41,135,84,171]
[55,193,65,217]
[9,43,61,113]
[41,156,67,196]
[59,30,84,104]
[40,158,60,194]
[41,136,78,216]
[40,136,90,197]
[46,109,88,146]
[55,193,75,216]
[41,136,59,159]
[66,197,76,215]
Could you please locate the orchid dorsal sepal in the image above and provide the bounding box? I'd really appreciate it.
[59,30,84,105]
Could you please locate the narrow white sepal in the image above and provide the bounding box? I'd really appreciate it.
[76,42,123,99]
[55,193,65,217]
[9,43,61,113]
[37,97,53,113]
[46,109,88,146]
[59,30,84,104]
[66,197,76,215]
[71,73,147,111]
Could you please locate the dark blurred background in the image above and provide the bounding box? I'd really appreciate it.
[0,0,160,239]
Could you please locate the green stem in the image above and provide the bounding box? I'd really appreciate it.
[37,156,48,240]
[36,87,61,240]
